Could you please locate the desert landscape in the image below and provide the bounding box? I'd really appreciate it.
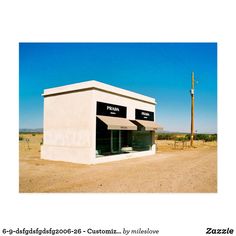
[19,133,217,193]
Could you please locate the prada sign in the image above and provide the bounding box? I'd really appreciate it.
[97,102,127,118]
[135,109,154,121]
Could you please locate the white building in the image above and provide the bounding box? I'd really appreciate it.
[41,80,159,164]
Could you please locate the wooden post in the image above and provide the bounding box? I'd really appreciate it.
[190,72,194,147]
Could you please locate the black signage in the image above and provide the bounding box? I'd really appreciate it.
[135,109,154,121]
[97,102,127,118]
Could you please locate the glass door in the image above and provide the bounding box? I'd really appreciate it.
[111,130,121,153]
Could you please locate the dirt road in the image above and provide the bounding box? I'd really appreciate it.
[19,134,217,193]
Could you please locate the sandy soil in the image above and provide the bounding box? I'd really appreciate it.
[19,134,217,193]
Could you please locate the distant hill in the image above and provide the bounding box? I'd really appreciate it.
[19,128,43,133]
[157,130,189,134]
[157,130,217,135]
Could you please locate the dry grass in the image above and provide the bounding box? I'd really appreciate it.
[156,139,217,152]
[19,133,217,193]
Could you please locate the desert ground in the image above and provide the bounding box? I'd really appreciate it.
[19,133,217,193]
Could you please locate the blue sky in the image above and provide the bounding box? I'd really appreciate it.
[19,43,217,133]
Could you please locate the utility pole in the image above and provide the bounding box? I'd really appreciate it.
[190,71,195,147]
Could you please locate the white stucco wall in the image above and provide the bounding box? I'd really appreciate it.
[41,90,96,164]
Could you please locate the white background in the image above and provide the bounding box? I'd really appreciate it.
[0,0,235,235]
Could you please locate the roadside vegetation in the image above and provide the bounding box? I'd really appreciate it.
[156,133,217,142]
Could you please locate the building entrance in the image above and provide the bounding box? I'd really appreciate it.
[111,130,121,153]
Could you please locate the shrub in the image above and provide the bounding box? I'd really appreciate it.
[175,136,189,141]
[185,133,217,142]
[185,134,191,140]
[204,134,217,142]
[19,136,24,141]
[32,133,36,136]
[156,133,176,140]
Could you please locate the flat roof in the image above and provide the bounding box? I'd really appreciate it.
[42,80,156,105]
